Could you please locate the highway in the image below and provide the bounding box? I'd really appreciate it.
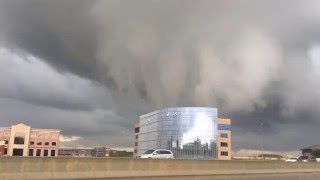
[103,172,320,180]
[3,157,320,179]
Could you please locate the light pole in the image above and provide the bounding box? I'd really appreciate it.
[260,122,264,160]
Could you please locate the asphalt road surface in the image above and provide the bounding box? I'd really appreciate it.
[101,172,320,180]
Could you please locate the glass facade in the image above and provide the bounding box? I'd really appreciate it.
[138,107,218,159]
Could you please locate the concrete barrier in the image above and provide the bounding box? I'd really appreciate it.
[1,157,320,179]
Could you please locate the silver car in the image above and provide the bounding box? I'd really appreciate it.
[138,149,174,159]
[298,155,317,162]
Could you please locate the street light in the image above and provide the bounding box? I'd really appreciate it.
[260,122,264,160]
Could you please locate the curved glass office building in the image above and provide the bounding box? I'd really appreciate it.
[137,107,218,159]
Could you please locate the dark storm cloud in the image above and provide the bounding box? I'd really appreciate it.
[1,0,320,151]
[0,48,151,147]
[0,0,100,80]
[0,49,113,111]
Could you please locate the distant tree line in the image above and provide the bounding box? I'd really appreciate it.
[109,150,133,157]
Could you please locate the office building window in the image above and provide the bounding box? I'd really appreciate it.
[221,142,228,147]
[44,150,48,156]
[36,149,41,156]
[30,141,35,145]
[37,142,42,145]
[45,142,49,145]
[29,149,34,156]
[135,142,138,146]
[220,133,228,138]
[138,107,219,159]
[14,134,25,145]
[218,124,231,131]
[135,127,140,133]
[13,149,24,156]
[51,150,56,157]
[5,140,8,144]
[4,148,7,155]
[221,151,228,156]
[135,135,138,139]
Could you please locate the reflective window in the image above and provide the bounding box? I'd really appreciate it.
[220,133,228,138]
[221,142,228,147]
[143,150,155,154]
[153,150,160,155]
[160,150,172,154]
[137,107,218,159]
[221,151,228,156]
[218,124,231,131]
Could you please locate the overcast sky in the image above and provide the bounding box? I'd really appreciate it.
[0,0,320,152]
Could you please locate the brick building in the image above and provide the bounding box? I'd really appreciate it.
[0,123,61,157]
[0,140,4,156]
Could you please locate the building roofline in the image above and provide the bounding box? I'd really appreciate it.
[31,128,61,132]
[300,144,320,150]
[0,127,61,132]
[1,123,61,132]
[140,110,161,119]
[140,107,218,119]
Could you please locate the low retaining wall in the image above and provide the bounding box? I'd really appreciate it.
[1,157,320,179]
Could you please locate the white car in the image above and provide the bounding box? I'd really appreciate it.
[138,149,174,159]
[285,157,298,162]
[298,155,317,162]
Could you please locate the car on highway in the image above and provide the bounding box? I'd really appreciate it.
[285,157,298,162]
[298,155,317,162]
[137,149,174,159]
